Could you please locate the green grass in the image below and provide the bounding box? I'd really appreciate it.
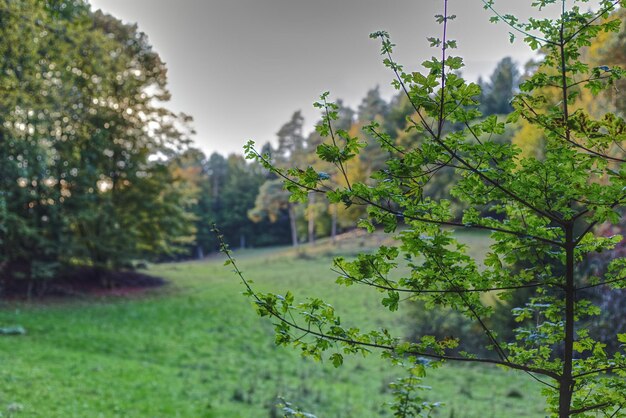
[0,230,546,417]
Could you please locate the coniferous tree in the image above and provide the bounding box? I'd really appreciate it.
[479,56,520,116]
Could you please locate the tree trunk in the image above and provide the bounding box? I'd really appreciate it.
[559,225,575,418]
[288,203,298,247]
[331,204,337,244]
[558,26,574,416]
[307,191,315,244]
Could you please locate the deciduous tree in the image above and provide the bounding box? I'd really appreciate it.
[229,1,626,416]
[0,1,195,288]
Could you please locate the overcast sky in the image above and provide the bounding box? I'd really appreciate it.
[88,0,549,156]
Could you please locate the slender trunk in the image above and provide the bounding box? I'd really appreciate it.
[288,204,298,247]
[331,204,337,244]
[558,14,574,416]
[560,225,575,417]
[307,191,315,244]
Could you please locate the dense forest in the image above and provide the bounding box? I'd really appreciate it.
[2,0,626,298]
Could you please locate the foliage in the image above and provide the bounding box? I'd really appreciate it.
[0,0,194,287]
[235,1,626,416]
[588,8,626,113]
[249,179,294,223]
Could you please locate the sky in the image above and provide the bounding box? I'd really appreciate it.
[87,0,548,157]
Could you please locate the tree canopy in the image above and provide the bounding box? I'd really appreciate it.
[0,0,194,288]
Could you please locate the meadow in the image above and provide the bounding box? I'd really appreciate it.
[0,230,546,417]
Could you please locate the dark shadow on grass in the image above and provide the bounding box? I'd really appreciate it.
[1,268,167,301]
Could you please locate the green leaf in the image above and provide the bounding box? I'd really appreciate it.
[330,353,343,368]
[382,291,400,312]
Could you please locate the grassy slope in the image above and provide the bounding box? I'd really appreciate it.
[0,230,546,417]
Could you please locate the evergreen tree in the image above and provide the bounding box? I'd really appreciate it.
[356,86,389,123]
[276,111,305,163]
[479,56,520,116]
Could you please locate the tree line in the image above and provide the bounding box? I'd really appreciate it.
[0,0,582,288]
[3,0,626,296]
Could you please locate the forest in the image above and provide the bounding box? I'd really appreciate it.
[3,0,626,417]
[0,0,549,290]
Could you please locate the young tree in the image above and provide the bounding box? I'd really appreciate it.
[226,1,626,416]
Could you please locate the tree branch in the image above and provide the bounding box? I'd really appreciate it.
[570,402,612,415]
[216,229,561,383]
[332,265,556,294]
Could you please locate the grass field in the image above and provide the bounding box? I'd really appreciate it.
[0,230,547,417]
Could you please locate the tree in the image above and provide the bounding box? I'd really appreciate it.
[276,111,306,164]
[357,86,389,123]
[199,152,229,251]
[175,149,275,256]
[167,148,209,258]
[478,57,520,116]
[220,155,267,248]
[0,1,195,289]
[228,1,626,416]
[306,100,358,242]
[58,8,194,274]
[588,8,626,114]
[248,179,298,247]
[251,112,312,247]
[0,0,75,284]
[356,87,392,174]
